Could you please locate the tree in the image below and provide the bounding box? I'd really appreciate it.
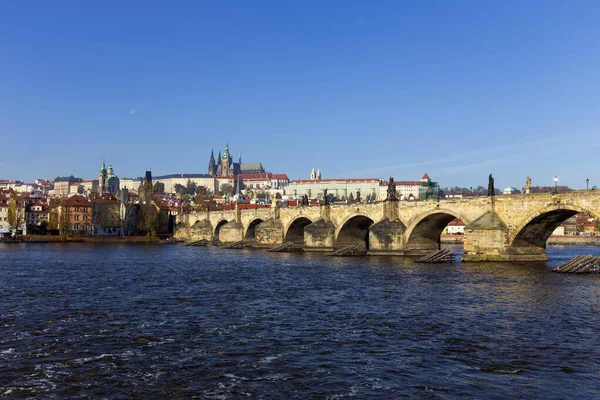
[119,198,136,236]
[7,197,24,233]
[184,179,197,196]
[136,203,158,237]
[195,185,211,196]
[220,183,234,195]
[173,184,185,195]
[529,185,573,193]
[326,193,335,204]
[154,182,165,195]
[193,186,212,211]
[48,207,59,234]
[57,196,71,237]
[472,186,487,196]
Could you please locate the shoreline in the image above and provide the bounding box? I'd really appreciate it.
[3,235,598,246]
[441,235,600,246]
[16,235,162,244]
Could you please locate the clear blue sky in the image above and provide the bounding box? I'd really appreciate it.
[1,1,599,190]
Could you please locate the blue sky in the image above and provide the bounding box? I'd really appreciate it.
[1,1,599,190]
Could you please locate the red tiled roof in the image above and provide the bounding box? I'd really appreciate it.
[270,174,289,180]
[422,173,431,180]
[239,173,272,180]
[65,195,91,206]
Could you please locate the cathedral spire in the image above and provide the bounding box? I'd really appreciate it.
[208,149,216,176]
[223,142,230,159]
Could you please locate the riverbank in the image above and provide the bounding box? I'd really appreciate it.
[441,235,600,245]
[20,235,161,244]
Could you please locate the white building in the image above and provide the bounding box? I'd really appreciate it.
[287,178,381,201]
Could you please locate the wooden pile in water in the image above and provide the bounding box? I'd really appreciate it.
[267,242,300,252]
[184,239,210,247]
[416,249,455,263]
[328,245,366,257]
[552,255,600,274]
[222,241,244,249]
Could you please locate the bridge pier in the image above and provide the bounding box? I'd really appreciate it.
[368,218,408,255]
[189,219,214,242]
[304,219,336,251]
[255,219,284,247]
[462,211,514,262]
[218,221,244,244]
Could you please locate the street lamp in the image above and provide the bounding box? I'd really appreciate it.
[553,176,558,194]
[586,178,589,190]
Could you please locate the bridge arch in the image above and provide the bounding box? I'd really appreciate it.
[245,218,264,239]
[335,215,375,249]
[405,209,469,250]
[508,204,600,255]
[284,217,313,243]
[214,219,229,237]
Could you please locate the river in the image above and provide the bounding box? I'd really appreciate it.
[1,244,599,398]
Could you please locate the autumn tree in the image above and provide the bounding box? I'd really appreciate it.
[7,197,24,233]
[194,186,212,211]
[220,183,234,196]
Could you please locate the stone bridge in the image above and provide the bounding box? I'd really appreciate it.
[175,191,600,261]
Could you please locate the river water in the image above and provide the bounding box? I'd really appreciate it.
[1,244,599,398]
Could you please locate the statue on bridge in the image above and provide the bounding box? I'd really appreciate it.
[488,174,495,197]
[302,194,309,205]
[386,177,397,201]
[323,189,329,205]
[526,176,532,195]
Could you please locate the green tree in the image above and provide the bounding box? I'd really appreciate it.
[173,184,185,195]
[185,179,197,195]
[154,181,165,195]
[136,203,158,237]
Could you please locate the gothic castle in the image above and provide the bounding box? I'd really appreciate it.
[207,142,265,177]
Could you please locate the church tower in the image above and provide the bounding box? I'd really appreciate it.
[208,149,216,176]
[99,160,108,194]
[310,167,316,180]
[316,167,321,180]
[221,142,233,176]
